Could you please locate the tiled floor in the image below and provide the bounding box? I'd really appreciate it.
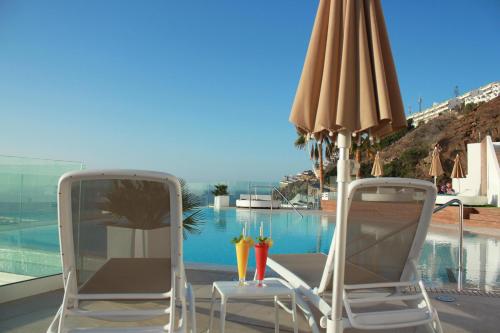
[1,268,499,333]
[0,272,33,286]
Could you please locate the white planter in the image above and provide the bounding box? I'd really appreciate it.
[214,195,229,209]
[106,225,170,259]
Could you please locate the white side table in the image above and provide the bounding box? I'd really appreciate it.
[208,278,299,333]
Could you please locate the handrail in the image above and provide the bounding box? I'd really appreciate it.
[248,184,303,218]
[433,198,464,291]
[272,186,303,218]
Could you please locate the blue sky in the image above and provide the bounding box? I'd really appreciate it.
[0,0,498,181]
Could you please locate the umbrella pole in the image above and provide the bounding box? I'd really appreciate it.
[328,129,351,333]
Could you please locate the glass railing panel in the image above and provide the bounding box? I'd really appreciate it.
[0,155,84,286]
[189,181,279,207]
[188,180,327,210]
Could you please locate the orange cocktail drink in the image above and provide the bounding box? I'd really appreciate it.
[233,236,253,286]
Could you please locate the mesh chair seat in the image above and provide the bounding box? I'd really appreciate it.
[269,253,390,293]
[79,258,171,294]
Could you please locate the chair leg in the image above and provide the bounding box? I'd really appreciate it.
[220,296,227,333]
[187,283,197,333]
[432,309,444,333]
[291,294,299,333]
[274,296,279,333]
[294,294,321,333]
[46,306,62,333]
[208,285,216,333]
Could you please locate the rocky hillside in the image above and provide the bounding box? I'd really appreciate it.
[377,96,500,181]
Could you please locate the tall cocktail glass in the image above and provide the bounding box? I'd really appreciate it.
[254,242,269,287]
[235,239,251,285]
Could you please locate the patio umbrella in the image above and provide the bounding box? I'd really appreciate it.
[371,151,384,177]
[451,153,465,192]
[289,0,406,331]
[429,146,444,185]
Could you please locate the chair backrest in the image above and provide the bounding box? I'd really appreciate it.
[57,170,184,295]
[318,178,436,292]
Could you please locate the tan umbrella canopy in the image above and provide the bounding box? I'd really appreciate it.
[288,1,406,331]
[451,153,465,193]
[451,153,465,179]
[429,146,444,184]
[371,151,384,177]
[289,0,406,139]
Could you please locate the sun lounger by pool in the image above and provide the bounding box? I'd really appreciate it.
[267,178,443,332]
[236,194,281,208]
[47,170,196,333]
[436,193,488,206]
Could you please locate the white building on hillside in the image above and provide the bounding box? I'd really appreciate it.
[408,81,500,126]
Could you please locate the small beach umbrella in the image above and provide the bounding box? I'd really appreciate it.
[371,151,384,177]
[451,153,465,192]
[429,146,444,185]
[288,0,406,331]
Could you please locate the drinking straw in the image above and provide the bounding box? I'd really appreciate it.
[269,213,272,238]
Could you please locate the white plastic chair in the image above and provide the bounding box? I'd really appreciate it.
[47,170,196,333]
[267,178,443,333]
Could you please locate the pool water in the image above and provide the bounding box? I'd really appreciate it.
[184,208,500,292]
[1,207,499,292]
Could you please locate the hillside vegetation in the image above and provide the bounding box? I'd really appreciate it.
[374,96,500,181]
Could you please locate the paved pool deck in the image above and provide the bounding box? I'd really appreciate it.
[0,272,33,286]
[1,268,499,333]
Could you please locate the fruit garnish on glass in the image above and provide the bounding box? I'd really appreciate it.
[231,234,254,246]
[256,236,273,248]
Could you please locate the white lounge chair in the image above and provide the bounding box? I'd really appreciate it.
[268,178,443,333]
[48,170,196,333]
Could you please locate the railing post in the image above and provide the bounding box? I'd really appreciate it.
[433,198,464,291]
[457,201,464,291]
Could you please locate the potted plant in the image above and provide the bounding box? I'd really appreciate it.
[102,179,203,258]
[212,184,229,209]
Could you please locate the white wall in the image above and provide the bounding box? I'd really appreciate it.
[486,138,500,206]
[453,143,481,195]
[453,137,500,207]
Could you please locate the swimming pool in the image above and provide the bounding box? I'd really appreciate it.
[183,208,500,292]
[1,207,499,292]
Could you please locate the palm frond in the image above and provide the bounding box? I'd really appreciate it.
[180,179,205,238]
[294,132,307,150]
[101,180,171,229]
[102,178,205,238]
[182,209,204,238]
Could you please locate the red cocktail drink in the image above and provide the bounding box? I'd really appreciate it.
[254,243,269,286]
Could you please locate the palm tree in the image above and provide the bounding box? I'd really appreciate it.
[352,135,377,179]
[294,132,335,193]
